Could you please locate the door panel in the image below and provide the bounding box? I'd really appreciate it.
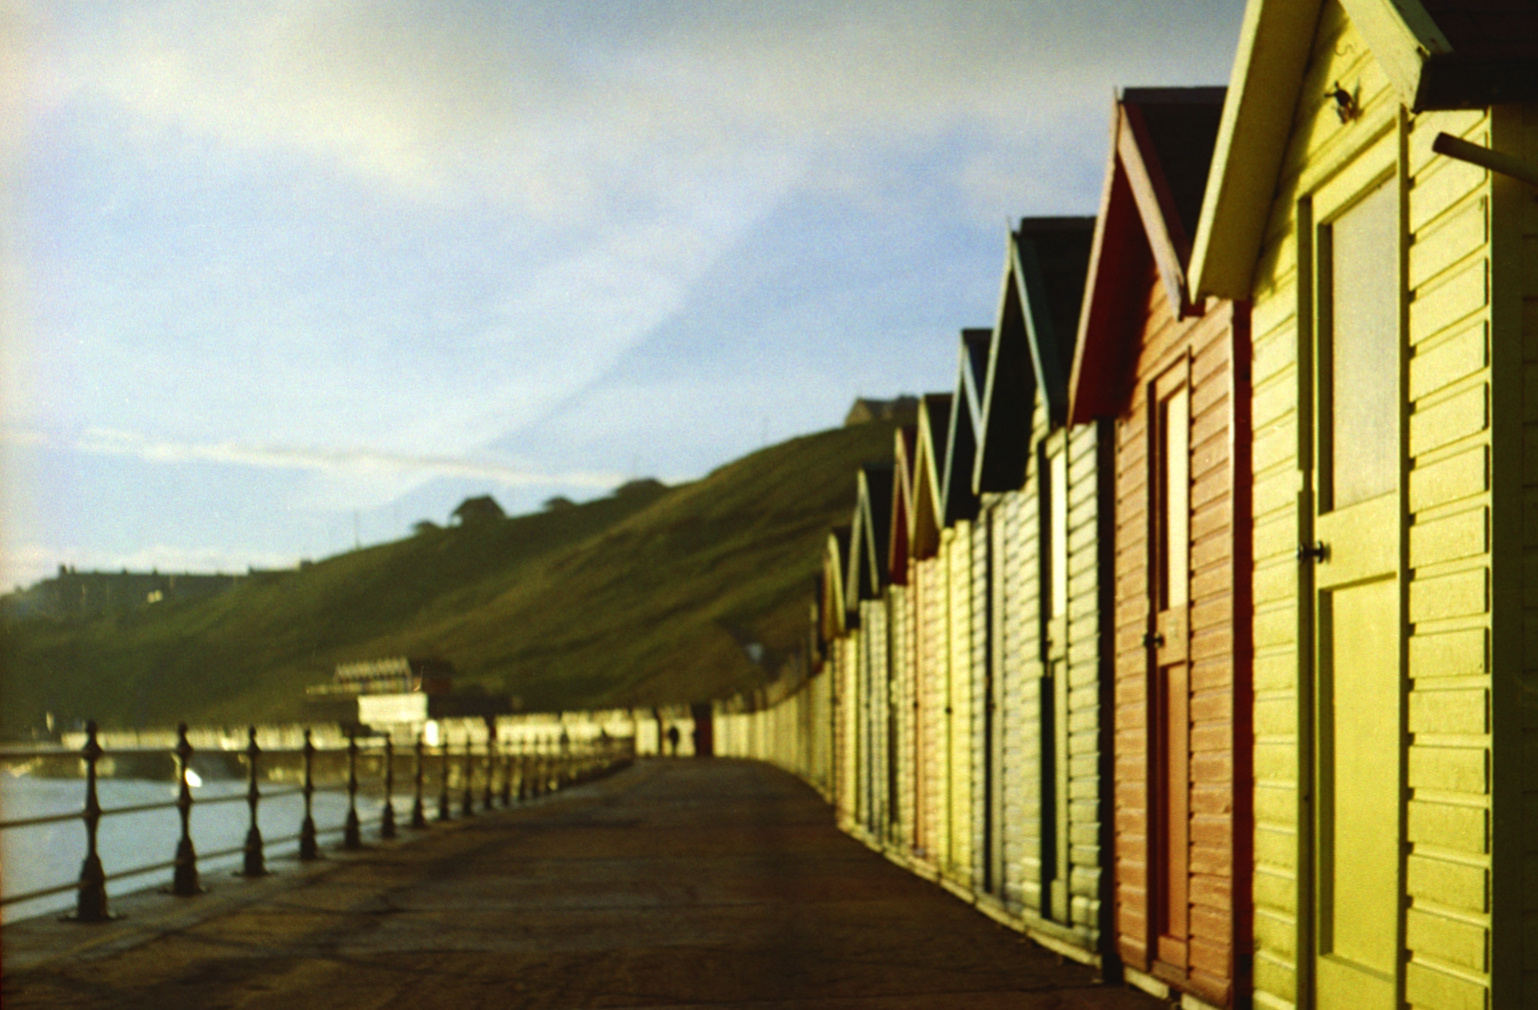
[1319,578,1398,987]
[1151,364,1191,973]
[1310,174,1401,1009]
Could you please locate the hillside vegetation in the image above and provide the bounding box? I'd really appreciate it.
[0,421,897,735]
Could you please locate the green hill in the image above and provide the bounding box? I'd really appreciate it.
[0,420,898,735]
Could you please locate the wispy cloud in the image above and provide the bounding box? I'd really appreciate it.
[7,425,626,490]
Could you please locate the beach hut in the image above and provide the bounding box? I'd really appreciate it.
[973,216,1105,960]
[849,465,896,845]
[889,426,920,854]
[938,329,990,891]
[823,526,857,828]
[1188,2,1538,1007]
[1068,87,1250,1007]
[909,393,954,874]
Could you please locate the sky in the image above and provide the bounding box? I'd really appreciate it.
[0,0,1246,590]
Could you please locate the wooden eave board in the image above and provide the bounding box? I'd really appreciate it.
[1190,0,1537,298]
[1010,219,1097,432]
[911,393,953,559]
[941,333,987,526]
[854,465,894,601]
[974,235,1039,494]
[823,527,851,638]
[1072,91,1224,425]
[845,486,865,622]
[1189,0,1324,301]
[889,426,917,584]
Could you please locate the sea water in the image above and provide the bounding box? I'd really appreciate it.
[0,773,412,923]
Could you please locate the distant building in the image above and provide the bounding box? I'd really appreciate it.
[614,478,667,497]
[451,495,505,525]
[304,656,511,730]
[1,566,246,622]
[844,396,919,427]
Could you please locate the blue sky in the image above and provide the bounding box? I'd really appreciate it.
[0,0,1245,589]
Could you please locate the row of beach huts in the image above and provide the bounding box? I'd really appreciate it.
[712,2,1538,1009]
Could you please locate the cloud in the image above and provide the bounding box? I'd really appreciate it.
[5,424,625,490]
[24,1,1239,220]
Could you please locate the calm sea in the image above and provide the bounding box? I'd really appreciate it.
[0,774,410,923]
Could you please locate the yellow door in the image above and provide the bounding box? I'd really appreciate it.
[1308,174,1402,1009]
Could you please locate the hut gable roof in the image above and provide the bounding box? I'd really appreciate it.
[848,465,895,606]
[942,330,991,525]
[910,392,953,560]
[1069,88,1226,425]
[821,526,852,640]
[1190,0,1538,301]
[976,217,1097,492]
[889,425,917,585]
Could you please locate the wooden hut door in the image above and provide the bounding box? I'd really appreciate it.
[1040,441,1071,923]
[1307,177,1401,1010]
[1150,361,1192,974]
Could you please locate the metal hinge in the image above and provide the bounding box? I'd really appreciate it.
[1297,541,1327,563]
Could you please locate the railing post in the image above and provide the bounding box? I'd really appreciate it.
[381,735,397,840]
[499,731,512,808]
[74,721,109,922]
[482,732,495,812]
[299,729,319,860]
[559,730,570,790]
[242,726,267,877]
[460,736,475,817]
[410,732,428,829]
[343,733,362,849]
[517,736,529,802]
[438,736,452,822]
[172,723,201,896]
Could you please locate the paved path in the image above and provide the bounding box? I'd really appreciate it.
[3,760,1161,1009]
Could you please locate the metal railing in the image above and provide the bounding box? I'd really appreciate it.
[0,720,635,922]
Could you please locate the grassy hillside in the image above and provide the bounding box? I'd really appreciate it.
[0,421,897,734]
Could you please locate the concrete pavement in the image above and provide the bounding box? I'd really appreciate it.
[2,759,1163,1009]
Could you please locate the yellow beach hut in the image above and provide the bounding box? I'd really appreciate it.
[909,392,954,874]
[1189,2,1538,1007]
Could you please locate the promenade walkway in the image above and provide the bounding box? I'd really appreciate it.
[3,760,1160,1009]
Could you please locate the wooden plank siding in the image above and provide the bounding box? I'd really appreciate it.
[860,597,890,844]
[1109,261,1251,1007]
[1000,476,1041,917]
[1513,96,1538,1010]
[945,522,975,888]
[971,502,997,898]
[1065,418,1115,957]
[917,552,950,873]
[889,582,917,855]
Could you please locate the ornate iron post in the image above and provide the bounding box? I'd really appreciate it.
[410,732,428,829]
[74,721,109,922]
[343,732,362,849]
[381,735,397,840]
[242,726,266,877]
[172,723,201,896]
[299,728,319,860]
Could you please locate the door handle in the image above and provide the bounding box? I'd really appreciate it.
[1143,631,1165,648]
[1297,541,1327,563]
